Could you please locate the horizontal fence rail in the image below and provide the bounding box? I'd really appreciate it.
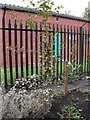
[0,18,90,88]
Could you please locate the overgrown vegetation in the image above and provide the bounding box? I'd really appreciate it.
[83,7,90,19]
[68,62,84,83]
[26,0,63,82]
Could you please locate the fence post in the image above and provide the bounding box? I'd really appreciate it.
[80,27,84,72]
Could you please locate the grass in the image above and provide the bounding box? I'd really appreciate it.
[1,62,65,84]
[1,60,89,84]
[1,66,37,83]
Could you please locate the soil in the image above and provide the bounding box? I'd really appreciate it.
[39,88,90,120]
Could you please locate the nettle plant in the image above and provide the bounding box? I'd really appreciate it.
[57,105,81,119]
[67,44,84,83]
[25,0,63,81]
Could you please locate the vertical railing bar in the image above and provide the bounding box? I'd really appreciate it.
[83,29,84,73]
[30,23,33,75]
[49,24,51,79]
[60,25,62,78]
[52,24,55,83]
[25,23,28,78]
[87,31,89,72]
[64,26,66,81]
[56,24,59,79]
[35,23,38,75]
[20,22,23,77]
[87,32,88,72]
[88,31,90,73]
[2,18,7,88]
[76,27,78,64]
[84,29,87,74]
[40,23,42,80]
[76,27,78,75]
[74,27,76,64]
[86,31,88,73]
[64,26,66,62]
[8,19,13,86]
[73,27,76,77]
[80,27,84,73]
[44,24,46,81]
[67,26,69,62]
[14,20,18,79]
[70,26,72,63]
